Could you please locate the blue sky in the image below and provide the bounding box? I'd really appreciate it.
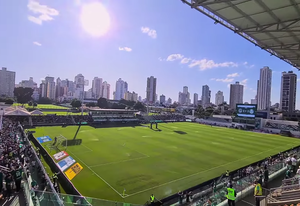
[0,0,299,107]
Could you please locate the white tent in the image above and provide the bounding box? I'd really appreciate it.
[4,107,30,116]
[30,110,43,115]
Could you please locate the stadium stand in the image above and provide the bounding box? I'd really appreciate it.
[0,117,61,205]
[142,114,186,123]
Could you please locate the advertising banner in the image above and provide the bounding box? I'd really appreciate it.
[53,151,69,161]
[37,136,52,144]
[57,156,76,171]
[64,163,83,180]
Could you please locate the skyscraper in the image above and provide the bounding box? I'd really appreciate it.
[229,82,243,109]
[55,77,63,98]
[201,85,211,108]
[114,78,128,100]
[160,94,166,104]
[193,93,198,106]
[45,76,55,100]
[102,81,110,99]
[19,77,35,88]
[178,86,190,105]
[0,67,15,97]
[146,76,157,103]
[257,66,272,110]
[74,74,85,100]
[92,77,102,99]
[215,91,224,106]
[280,71,297,112]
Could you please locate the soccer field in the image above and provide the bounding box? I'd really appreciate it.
[33,123,300,204]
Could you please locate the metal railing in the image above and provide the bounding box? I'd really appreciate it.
[191,154,298,206]
[19,123,64,206]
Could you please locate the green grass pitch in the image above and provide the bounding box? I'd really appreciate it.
[32,123,300,204]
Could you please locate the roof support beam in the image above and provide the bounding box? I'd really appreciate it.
[240,19,300,32]
[189,0,237,7]
[246,29,300,33]
[268,43,300,49]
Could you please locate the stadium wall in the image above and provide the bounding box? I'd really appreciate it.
[29,133,90,204]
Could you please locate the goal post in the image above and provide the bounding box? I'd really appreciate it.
[56,134,68,151]
[47,135,68,153]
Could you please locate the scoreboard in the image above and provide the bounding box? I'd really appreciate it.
[236,104,257,118]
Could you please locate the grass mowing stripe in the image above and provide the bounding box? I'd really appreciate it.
[89,156,150,168]
[125,143,293,198]
[68,150,124,198]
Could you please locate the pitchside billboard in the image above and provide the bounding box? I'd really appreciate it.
[236,104,257,118]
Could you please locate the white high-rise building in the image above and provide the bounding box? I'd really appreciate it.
[257,66,272,110]
[229,82,244,109]
[125,91,138,102]
[45,76,55,100]
[0,67,15,97]
[201,85,211,108]
[92,77,102,99]
[193,93,198,106]
[74,74,85,100]
[19,77,35,88]
[114,78,128,100]
[215,91,224,106]
[280,71,297,112]
[178,86,190,105]
[102,81,110,99]
[146,76,157,103]
[39,81,47,98]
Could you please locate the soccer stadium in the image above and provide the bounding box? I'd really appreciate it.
[2,0,300,206]
[1,104,300,206]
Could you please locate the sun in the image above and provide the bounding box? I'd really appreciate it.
[80,2,111,37]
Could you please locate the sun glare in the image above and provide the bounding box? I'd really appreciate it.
[80,2,110,37]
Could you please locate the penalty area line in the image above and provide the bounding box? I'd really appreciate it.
[125,144,291,198]
[68,151,124,198]
[82,144,93,152]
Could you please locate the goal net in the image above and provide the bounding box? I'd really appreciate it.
[47,135,68,153]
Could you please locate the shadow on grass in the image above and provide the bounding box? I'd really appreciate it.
[174,130,187,135]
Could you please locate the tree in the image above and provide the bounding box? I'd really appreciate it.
[28,101,33,107]
[97,98,108,108]
[86,102,96,107]
[38,97,52,104]
[14,87,33,105]
[33,102,38,108]
[133,102,146,111]
[71,99,82,108]
[5,98,14,105]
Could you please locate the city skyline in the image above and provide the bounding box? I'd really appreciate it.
[2,1,300,108]
[4,69,294,108]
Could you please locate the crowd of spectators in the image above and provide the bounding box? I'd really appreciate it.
[0,117,59,204]
[31,115,74,125]
[143,114,186,122]
[265,122,298,131]
[0,117,27,200]
[73,115,93,123]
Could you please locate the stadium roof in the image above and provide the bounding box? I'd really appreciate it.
[89,108,138,112]
[181,0,300,70]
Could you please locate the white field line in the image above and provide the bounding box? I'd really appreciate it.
[68,151,124,198]
[71,150,93,155]
[82,144,93,152]
[125,143,294,198]
[90,156,149,168]
[121,144,150,158]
